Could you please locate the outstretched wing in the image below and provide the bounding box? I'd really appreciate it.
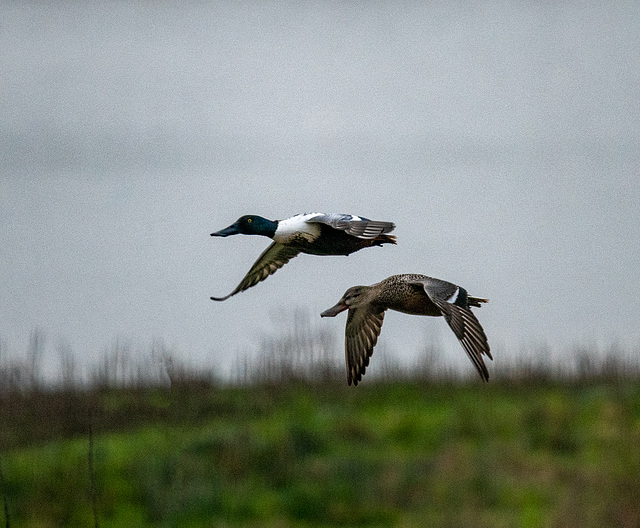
[415,278,492,381]
[344,306,386,386]
[210,242,301,301]
[306,213,395,240]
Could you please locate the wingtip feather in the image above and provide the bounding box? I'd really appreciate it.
[210,294,233,301]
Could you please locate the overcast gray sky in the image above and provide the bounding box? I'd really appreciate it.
[2,2,639,379]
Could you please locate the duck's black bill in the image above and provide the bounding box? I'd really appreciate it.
[211,223,239,237]
[320,302,348,317]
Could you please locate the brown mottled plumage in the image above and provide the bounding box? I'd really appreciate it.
[321,274,491,386]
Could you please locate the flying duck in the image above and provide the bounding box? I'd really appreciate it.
[210,213,396,301]
[321,274,491,385]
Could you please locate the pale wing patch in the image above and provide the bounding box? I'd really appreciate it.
[447,287,460,304]
[210,242,301,301]
[410,277,458,302]
[307,213,395,240]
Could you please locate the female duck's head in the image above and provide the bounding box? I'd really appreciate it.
[211,215,277,238]
[320,285,371,317]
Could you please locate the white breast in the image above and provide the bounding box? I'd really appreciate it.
[274,213,322,243]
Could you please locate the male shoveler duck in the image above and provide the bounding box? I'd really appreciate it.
[210,213,396,301]
[321,274,491,385]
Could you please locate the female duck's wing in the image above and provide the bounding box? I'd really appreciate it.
[344,306,386,385]
[411,277,492,381]
[306,213,395,240]
[210,242,301,301]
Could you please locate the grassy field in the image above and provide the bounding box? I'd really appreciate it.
[2,375,640,528]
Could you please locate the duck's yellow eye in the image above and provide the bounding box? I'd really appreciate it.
[247,218,252,223]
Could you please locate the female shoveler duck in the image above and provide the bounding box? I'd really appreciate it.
[321,274,491,385]
[210,213,396,301]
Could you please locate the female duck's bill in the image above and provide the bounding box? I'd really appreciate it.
[319,300,349,317]
[321,274,491,386]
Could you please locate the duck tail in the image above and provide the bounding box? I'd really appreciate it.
[468,296,488,308]
[375,234,397,246]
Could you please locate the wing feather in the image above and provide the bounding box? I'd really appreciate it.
[306,213,395,240]
[210,242,301,301]
[436,301,491,381]
[416,278,491,381]
[344,306,386,385]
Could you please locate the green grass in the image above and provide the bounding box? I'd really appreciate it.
[2,380,640,527]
